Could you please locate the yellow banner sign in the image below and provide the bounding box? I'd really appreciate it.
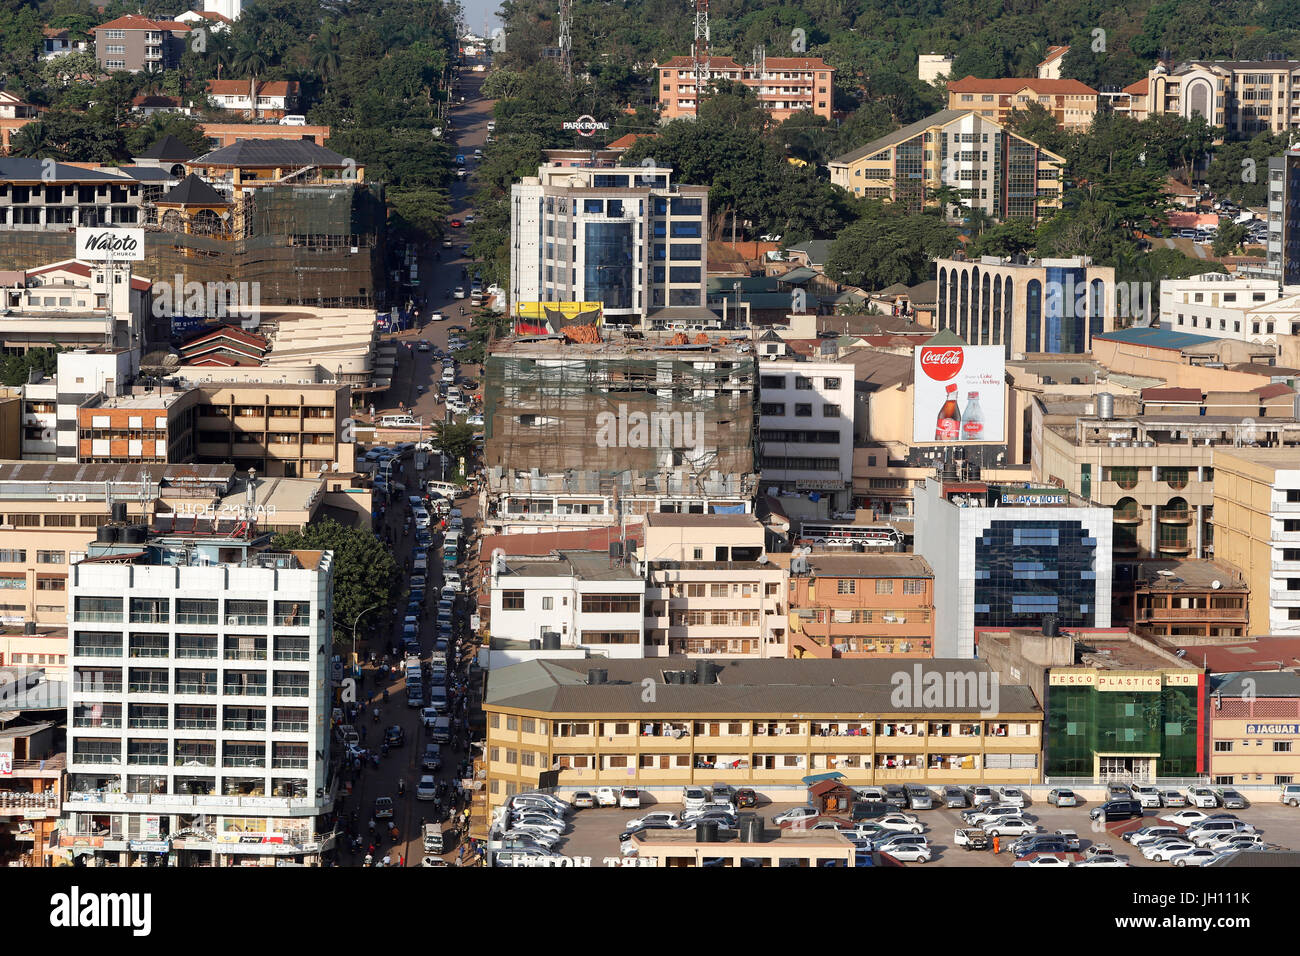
[516,301,603,322]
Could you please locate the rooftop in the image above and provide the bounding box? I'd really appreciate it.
[1093,326,1220,350]
[1074,630,1196,671]
[1211,671,1300,698]
[193,138,349,169]
[1129,560,1247,591]
[1170,637,1300,674]
[643,513,760,529]
[489,337,753,361]
[493,549,640,582]
[484,657,1041,716]
[767,552,933,579]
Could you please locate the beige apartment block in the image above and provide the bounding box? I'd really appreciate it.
[1208,673,1300,786]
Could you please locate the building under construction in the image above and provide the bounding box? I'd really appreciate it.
[481,334,758,534]
[0,183,387,312]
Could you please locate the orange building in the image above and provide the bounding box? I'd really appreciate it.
[946,76,1099,130]
[773,552,936,659]
[657,55,834,122]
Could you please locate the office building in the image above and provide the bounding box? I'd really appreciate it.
[1213,446,1300,635]
[978,625,1204,781]
[934,255,1119,358]
[0,159,146,231]
[1161,272,1293,342]
[1269,150,1300,284]
[481,337,755,535]
[1135,58,1300,136]
[914,478,1113,658]
[508,160,708,323]
[772,552,935,659]
[62,542,335,866]
[656,54,835,122]
[756,359,854,515]
[1208,672,1300,786]
[482,657,1043,812]
[945,76,1099,130]
[828,110,1065,221]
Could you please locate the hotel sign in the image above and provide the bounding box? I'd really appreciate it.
[1246,724,1300,735]
[1000,491,1067,506]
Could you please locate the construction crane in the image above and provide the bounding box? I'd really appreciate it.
[691,0,710,111]
[558,0,573,78]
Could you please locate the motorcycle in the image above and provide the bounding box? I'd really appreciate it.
[364,854,373,867]
[398,779,406,797]
[372,708,380,722]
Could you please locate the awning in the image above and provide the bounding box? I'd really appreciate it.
[801,771,846,785]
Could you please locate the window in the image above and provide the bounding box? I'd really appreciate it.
[903,579,926,594]
[823,404,840,418]
[502,591,524,610]
[542,596,553,611]
[794,404,812,417]
[876,580,894,595]
[1275,741,1293,753]
[0,550,25,563]
[580,595,640,613]
[795,376,812,390]
[1213,741,1233,752]
[837,579,856,594]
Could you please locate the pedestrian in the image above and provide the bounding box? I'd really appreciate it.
[992,834,1001,855]
[398,853,404,867]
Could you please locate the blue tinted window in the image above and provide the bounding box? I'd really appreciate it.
[669,243,701,260]
[670,221,701,238]
[584,199,603,214]
[669,266,700,283]
[671,197,702,216]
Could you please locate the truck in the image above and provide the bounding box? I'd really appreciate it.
[424,821,452,854]
[953,827,989,851]
[431,716,452,743]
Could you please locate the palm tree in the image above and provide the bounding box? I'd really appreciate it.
[229,32,270,79]
[310,24,342,90]
[9,122,53,159]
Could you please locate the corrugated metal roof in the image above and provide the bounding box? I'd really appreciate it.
[1094,326,1219,349]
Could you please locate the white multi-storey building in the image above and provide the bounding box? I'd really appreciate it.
[486,550,645,666]
[1160,272,1297,344]
[62,545,335,866]
[509,160,708,324]
[757,359,855,516]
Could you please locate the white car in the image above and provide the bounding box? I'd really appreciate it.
[984,817,1037,838]
[1207,832,1265,852]
[430,311,445,322]
[683,787,710,811]
[444,571,462,589]
[1161,808,1213,827]
[594,787,619,807]
[1126,825,1181,847]
[1073,856,1131,867]
[626,811,681,830]
[963,805,1022,826]
[1012,853,1071,867]
[1186,786,1219,809]
[453,287,466,298]
[415,775,438,800]
[1169,847,1222,867]
[420,707,439,728]
[876,814,923,834]
[618,787,641,809]
[465,214,476,224]
[505,827,560,849]
[1143,839,1196,862]
[772,806,819,827]
[883,843,932,863]
[999,788,1027,809]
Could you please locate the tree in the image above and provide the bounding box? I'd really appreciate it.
[825,210,958,288]
[270,518,399,645]
[126,114,211,157]
[431,420,478,477]
[966,219,1038,259]
[1212,220,1249,257]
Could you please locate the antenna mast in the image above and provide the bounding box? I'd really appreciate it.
[558,0,573,79]
[691,0,710,113]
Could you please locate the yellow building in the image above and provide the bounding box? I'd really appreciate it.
[483,656,1044,812]
[1209,672,1300,786]
[1212,446,1300,636]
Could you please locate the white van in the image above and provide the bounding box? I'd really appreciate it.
[427,481,460,499]
[380,414,417,427]
[281,114,307,126]
[441,366,455,384]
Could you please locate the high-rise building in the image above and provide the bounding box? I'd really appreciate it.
[509,161,708,324]
[1268,151,1300,285]
[914,478,1113,658]
[63,540,335,866]
[756,359,855,514]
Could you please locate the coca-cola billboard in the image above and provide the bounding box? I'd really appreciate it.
[912,343,1005,444]
[76,227,145,262]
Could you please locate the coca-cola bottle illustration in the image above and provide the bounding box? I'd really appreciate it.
[935,383,961,440]
[961,391,984,440]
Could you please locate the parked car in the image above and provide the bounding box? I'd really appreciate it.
[1012,834,1067,857]
[570,791,596,810]
[984,817,1037,838]
[734,788,758,809]
[1074,855,1131,867]
[683,787,709,811]
[1209,833,1265,852]
[881,842,932,863]
[962,805,1022,826]
[1047,788,1079,807]
[1281,783,1300,807]
[942,786,970,809]
[1187,819,1255,845]
[710,783,735,807]
[1169,847,1222,867]
[1216,788,1248,810]
[969,785,996,806]
[1012,853,1071,868]
[594,787,619,807]
[1160,790,1187,808]
[772,806,820,827]
[1161,808,1213,827]
[905,785,934,810]
[1186,786,1220,809]
[875,813,923,834]
[1143,839,1198,862]
[1054,829,1082,852]
[999,787,1027,809]
[1125,825,1182,847]
[1130,784,1163,808]
[882,784,909,809]
[626,811,681,830]
[1106,783,1132,800]
[1089,800,1143,823]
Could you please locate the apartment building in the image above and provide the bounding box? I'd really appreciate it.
[0,718,63,866]
[486,550,645,663]
[756,359,854,515]
[0,159,146,230]
[204,80,300,120]
[1213,446,1300,636]
[62,545,334,866]
[1137,58,1300,137]
[656,55,835,122]
[482,657,1043,812]
[0,260,151,357]
[935,255,1119,358]
[22,349,139,460]
[638,513,786,658]
[1124,560,1248,640]
[509,160,708,321]
[1161,273,1293,343]
[946,76,1099,130]
[773,552,935,659]
[914,478,1114,658]
[1037,46,1070,80]
[481,337,755,535]
[828,110,1065,222]
[92,15,191,73]
[1208,672,1300,787]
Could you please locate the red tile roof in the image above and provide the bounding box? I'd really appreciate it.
[605,133,643,150]
[478,528,643,565]
[946,75,1097,95]
[1123,77,1149,96]
[1037,45,1069,67]
[1171,637,1300,673]
[1165,177,1199,197]
[94,14,190,31]
[1254,382,1294,399]
[206,79,299,97]
[179,325,268,351]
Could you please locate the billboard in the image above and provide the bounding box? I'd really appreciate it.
[76,227,145,262]
[515,301,602,335]
[912,343,1006,444]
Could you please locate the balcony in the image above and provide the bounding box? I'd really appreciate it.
[222,756,266,769]
[1270,589,1300,603]
[127,682,169,694]
[176,613,220,626]
[1112,511,1141,525]
[222,720,266,732]
[174,719,216,731]
[174,682,217,695]
[1137,606,1246,621]
[1272,501,1300,513]
[127,716,168,729]
[1158,510,1192,524]
[273,685,309,698]
[75,612,123,624]
[126,754,168,766]
[64,791,323,813]
[74,644,123,658]
[222,684,267,696]
[272,721,308,733]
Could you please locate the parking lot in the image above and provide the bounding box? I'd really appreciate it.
[541,793,1300,867]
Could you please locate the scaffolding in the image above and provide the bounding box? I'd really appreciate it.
[482,342,756,493]
[0,183,388,313]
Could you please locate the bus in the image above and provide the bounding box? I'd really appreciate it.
[796,522,901,549]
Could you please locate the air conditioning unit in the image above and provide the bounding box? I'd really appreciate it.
[227,616,240,626]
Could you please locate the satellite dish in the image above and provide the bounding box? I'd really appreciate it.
[1212,580,1221,590]
[1157,569,1175,577]
[0,711,19,724]
[757,554,768,564]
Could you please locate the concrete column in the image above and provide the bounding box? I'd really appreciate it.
[1195,504,1204,557]
[1149,506,1157,554]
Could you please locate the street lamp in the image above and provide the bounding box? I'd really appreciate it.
[351,603,383,668]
